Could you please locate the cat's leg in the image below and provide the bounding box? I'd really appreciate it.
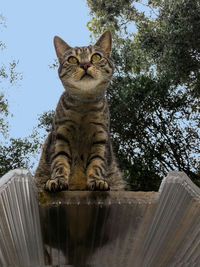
[45,129,72,192]
[45,154,71,192]
[34,154,51,191]
[86,130,110,191]
[34,134,51,191]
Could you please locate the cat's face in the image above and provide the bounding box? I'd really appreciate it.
[54,31,114,99]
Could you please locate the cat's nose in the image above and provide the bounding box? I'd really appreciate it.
[80,62,90,71]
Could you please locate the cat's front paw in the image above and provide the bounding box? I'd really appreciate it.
[45,177,68,192]
[87,178,110,191]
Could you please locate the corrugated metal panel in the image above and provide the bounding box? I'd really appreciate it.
[0,169,200,266]
[0,169,44,266]
[136,172,200,267]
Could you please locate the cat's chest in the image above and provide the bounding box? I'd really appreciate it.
[77,113,105,140]
[56,109,106,140]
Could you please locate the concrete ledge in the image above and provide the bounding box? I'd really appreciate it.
[38,190,159,206]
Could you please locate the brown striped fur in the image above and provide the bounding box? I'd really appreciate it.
[35,31,124,191]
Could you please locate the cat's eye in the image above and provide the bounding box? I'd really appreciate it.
[91,53,102,63]
[68,56,79,64]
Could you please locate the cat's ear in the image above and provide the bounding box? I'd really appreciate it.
[54,36,71,63]
[95,30,112,55]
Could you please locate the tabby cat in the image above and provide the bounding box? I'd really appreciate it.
[35,30,124,192]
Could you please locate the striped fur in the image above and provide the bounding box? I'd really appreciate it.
[35,31,124,191]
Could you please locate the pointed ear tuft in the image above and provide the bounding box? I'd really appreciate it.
[95,30,112,55]
[54,36,71,63]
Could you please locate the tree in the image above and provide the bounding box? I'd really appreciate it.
[135,0,200,95]
[0,15,40,177]
[86,0,200,190]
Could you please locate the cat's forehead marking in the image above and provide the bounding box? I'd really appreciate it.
[63,45,104,62]
[73,46,93,57]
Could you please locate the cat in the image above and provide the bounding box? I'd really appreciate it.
[34,30,124,192]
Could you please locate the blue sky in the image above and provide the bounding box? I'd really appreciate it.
[1,0,91,138]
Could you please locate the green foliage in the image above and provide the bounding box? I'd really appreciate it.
[0,15,39,178]
[37,110,55,133]
[0,94,9,137]
[0,137,40,177]
[87,0,200,190]
[135,0,200,95]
